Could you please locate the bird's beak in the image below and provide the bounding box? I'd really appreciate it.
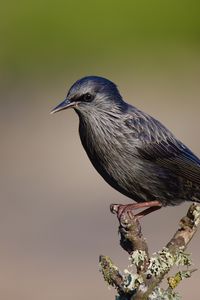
[50,98,76,114]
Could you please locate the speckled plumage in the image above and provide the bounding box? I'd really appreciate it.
[52,76,200,207]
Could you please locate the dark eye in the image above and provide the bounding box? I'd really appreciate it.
[83,93,93,102]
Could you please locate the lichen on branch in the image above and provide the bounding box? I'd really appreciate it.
[99,204,200,300]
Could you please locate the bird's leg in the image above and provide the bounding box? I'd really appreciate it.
[110,201,162,220]
[135,205,161,218]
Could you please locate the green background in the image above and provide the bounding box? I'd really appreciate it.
[1,0,200,81]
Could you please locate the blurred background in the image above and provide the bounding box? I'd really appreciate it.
[1,1,200,299]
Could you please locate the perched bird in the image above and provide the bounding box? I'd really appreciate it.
[51,76,200,218]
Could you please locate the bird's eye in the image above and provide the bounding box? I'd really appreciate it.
[83,93,93,102]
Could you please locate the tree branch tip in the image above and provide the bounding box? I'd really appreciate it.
[167,268,198,290]
[100,204,200,299]
[176,204,200,240]
[189,203,200,226]
[99,255,125,292]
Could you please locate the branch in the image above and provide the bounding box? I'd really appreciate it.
[99,204,200,300]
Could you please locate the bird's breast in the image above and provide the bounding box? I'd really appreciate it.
[78,117,140,193]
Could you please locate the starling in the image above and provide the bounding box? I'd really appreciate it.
[51,76,200,217]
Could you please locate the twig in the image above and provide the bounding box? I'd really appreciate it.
[111,204,149,273]
[99,204,200,300]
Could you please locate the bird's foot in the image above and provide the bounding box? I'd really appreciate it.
[110,201,162,221]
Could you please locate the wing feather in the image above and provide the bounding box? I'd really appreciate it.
[125,110,200,185]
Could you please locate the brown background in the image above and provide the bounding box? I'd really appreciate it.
[1,68,200,299]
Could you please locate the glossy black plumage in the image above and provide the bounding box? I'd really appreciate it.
[52,76,200,207]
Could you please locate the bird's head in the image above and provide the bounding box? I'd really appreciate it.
[51,76,125,116]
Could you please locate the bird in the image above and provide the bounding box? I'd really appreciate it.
[51,76,200,218]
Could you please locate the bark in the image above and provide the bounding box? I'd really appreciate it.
[99,204,200,300]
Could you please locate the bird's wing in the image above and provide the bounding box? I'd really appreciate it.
[125,110,200,185]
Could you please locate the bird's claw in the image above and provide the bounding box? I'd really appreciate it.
[110,203,137,221]
[110,201,162,222]
[110,204,120,215]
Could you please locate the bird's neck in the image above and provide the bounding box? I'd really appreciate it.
[77,108,125,157]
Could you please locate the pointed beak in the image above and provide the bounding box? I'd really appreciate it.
[50,98,76,114]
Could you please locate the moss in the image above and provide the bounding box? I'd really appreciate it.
[149,287,181,300]
[168,270,197,289]
[100,205,200,299]
[130,250,148,267]
[146,247,192,277]
[174,250,192,267]
[123,269,143,291]
[168,273,182,289]
[99,256,121,287]
[146,248,174,277]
